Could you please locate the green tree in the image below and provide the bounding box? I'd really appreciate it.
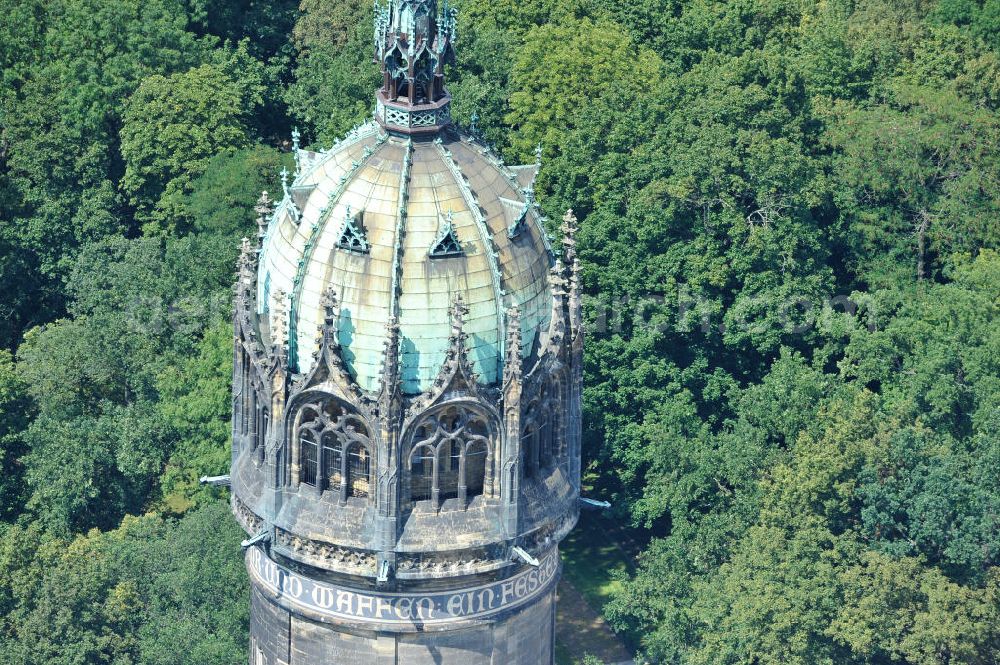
[1,0,210,271]
[831,551,1000,664]
[507,16,662,159]
[0,351,32,518]
[0,503,248,664]
[826,82,1000,285]
[22,405,170,534]
[285,0,379,146]
[186,146,288,238]
[156,321,234,512]
[121,63,258,233]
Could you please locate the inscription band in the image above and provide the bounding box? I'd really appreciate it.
[246,546,559,626]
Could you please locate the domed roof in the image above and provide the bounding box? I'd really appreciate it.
[257,123,555,394]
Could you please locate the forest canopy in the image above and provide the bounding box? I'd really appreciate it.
[0,0,998,663]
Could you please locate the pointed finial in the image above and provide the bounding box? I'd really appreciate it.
[503,306,523,385]
[320,286,339,330]
[380,315,402,397]
[384,315,400,358]
[255,191,274,245]
[255,190,274,216]
[442,292,478,382]
[470,111,480,137]
[562,209,578,234]
[451,292,468,337]
[310,288,334,361]
[550,260,569,297]
[561,209,578,263]
[270,288,290,365]
[535,143,543,166]
[569,257,582,329]
[238,236,255,280]
[291,128,302,174]
[280,167,290,197]
[506,306,521,354]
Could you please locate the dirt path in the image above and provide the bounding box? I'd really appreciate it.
[555,577,634,664]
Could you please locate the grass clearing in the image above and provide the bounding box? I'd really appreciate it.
[559,510,634,611]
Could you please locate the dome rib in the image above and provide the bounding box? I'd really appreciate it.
[288,132,389,370]
[388,137,414,322]
[432,138,507,364]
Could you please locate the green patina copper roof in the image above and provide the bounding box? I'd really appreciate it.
[257,122,553,394]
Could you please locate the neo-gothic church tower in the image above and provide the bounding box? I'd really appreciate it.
[229,2,583,662]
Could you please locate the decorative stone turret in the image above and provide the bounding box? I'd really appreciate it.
[374,0,456,134]
[229,5,582,664]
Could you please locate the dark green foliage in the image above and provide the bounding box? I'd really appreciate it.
[156,321,236,513]
[14,231,237,533]
[284,0,380,146]
[186,147,289,238]
[2,0,1000,662]
[1,0,210,272]
[121,61,260,233]
[0,352,32,519]
[605,253,1000,663]
[0,503,248,664]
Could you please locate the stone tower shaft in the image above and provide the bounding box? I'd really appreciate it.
[229,8,582,665]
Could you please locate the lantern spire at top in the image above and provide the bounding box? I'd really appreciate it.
[373,0,457,135]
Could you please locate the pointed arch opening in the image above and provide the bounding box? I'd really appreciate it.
[293,396,373,502]
[405,403,496,510]
[521,376,561,481]
[347,443,371,497]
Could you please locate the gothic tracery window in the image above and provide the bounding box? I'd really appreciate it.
[521,379,560,480]
[407,404,492,508]
[236,342,270,460]
[301,429,319,486]
[347,444,370,497]
[322,432,342,490]
[465,439,488,497]
[295,398,373,500]
[520,420,538,479]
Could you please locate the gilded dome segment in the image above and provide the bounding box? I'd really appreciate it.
[257,123,554,394]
